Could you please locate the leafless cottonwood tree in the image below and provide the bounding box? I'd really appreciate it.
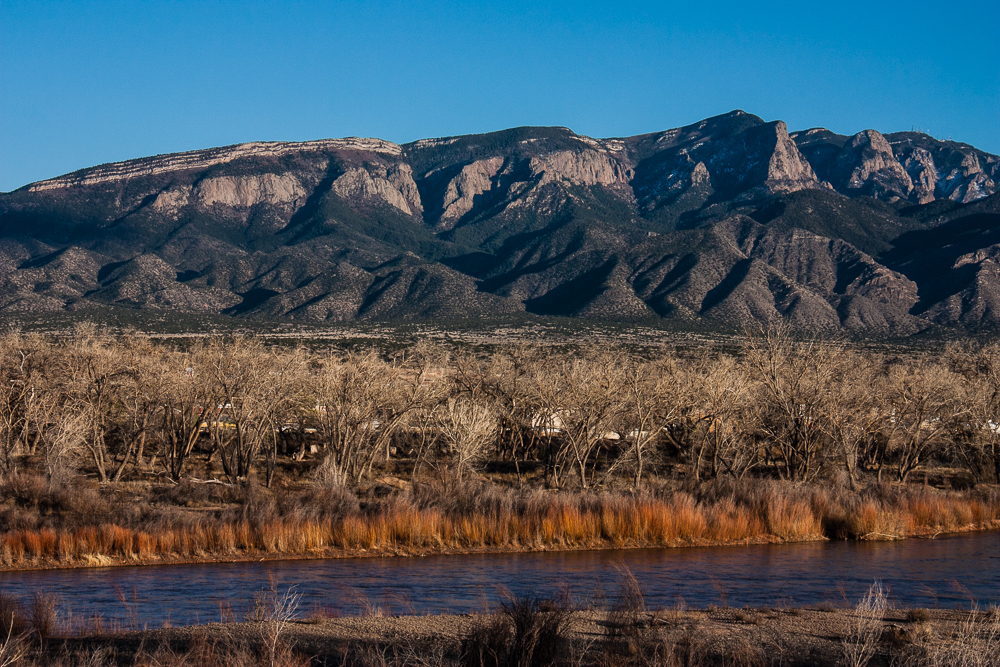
[6,339,62,468]
[949,341,1000,484]
[155,343,221,482]
[653,355,707,479]
[43,404,89,481]
[819,350,883,490]
[529,348,628,488]
[60,325,133,483]
[878,360,966,483]
[458,346,548,485]
[0,332,42,471]
[741,325,842,481]
[435,396,498,482]
[101,334,166,482]
[613,354,690,487]
[311,349,435,485]
[205,337,302,485]
[694,354,757,480]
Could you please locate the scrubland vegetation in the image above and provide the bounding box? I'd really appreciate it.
[1,572,998,666]
[1,324,1000,568]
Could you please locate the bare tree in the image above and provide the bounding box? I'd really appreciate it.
[819,350,883,489]
[0,332,41,470]
[104,334,165,481]
[948,341,1000,484]
[205,336,301,485]
[741,325,842,482]
[454,345,547,486]
[615,353,691,487]
[529,347,627,488]
[60,325,130,482]
[653,354,708,480]
[44,403,90,482]
[878,360,966,483]
[310,349,432,485]
[436,396,498,481]
[697,354,757,480]
[155,342,222,482]
[841,581,888,667]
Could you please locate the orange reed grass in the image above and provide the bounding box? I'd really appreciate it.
[1,486,998,568]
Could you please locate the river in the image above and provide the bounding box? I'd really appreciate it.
[0,531,997,627]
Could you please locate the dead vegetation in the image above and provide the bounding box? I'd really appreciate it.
[2,570,999,666]
[0,324,999,568]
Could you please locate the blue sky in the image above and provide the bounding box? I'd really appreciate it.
[2,0,997,192]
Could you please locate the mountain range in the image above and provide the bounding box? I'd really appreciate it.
[2,110,999,335]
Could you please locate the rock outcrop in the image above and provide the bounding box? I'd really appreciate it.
[196,174,306,208]
[330,163,422,215]
[528,149,633,188]
[27,138,401,192]
[793,127,998,205]
[436,158,504,229]
[827,130,914,200]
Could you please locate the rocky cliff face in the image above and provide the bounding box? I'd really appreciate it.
[630,114,822,218]
[435,158,505,229]
[826,130,914,200]
[792,128,998,204]
[196,174,307,209]
[329,163,422,215]
[1,112,997,334]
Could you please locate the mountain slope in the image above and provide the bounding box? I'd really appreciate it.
[1,112,997,334]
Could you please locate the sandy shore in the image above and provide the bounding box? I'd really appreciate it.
[46,605,999,666]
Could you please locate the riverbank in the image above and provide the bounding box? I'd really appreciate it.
[3,475,1000,572]
[4,520,1000,574]
[3,476,1000,572]
[10,603,1000,666]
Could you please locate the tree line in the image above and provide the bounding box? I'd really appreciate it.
[2,324,1000,490]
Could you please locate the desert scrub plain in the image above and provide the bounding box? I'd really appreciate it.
[0,576,999,666]
[0,324,999,569]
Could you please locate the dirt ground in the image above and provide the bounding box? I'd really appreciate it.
[51,605,1000,666]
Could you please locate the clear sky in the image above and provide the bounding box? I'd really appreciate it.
[2,0,997,192]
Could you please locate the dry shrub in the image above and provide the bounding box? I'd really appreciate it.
[0,630,28,667]
[312,454,349,489]
[604,564,650,662]
[0,473,47,508]
[27,591,59,645]
[915,610,1000,667]
[848,500,907,540]
[233,478,278,527]
[762,491,823,540]
[461,592,571,667]
[705,497,763,543]
[0,594,25,640]
[157,478,234,508]
[841,581,888,667]
[907,608,932,623]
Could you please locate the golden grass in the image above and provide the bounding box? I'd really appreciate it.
[1,486,997,568]
[848,500,907,538]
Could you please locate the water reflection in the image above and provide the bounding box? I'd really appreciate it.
[0,531,997,627]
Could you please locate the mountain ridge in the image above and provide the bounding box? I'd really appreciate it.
[2,110,998,335]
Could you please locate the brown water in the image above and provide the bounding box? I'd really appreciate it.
[0,531,998,627]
